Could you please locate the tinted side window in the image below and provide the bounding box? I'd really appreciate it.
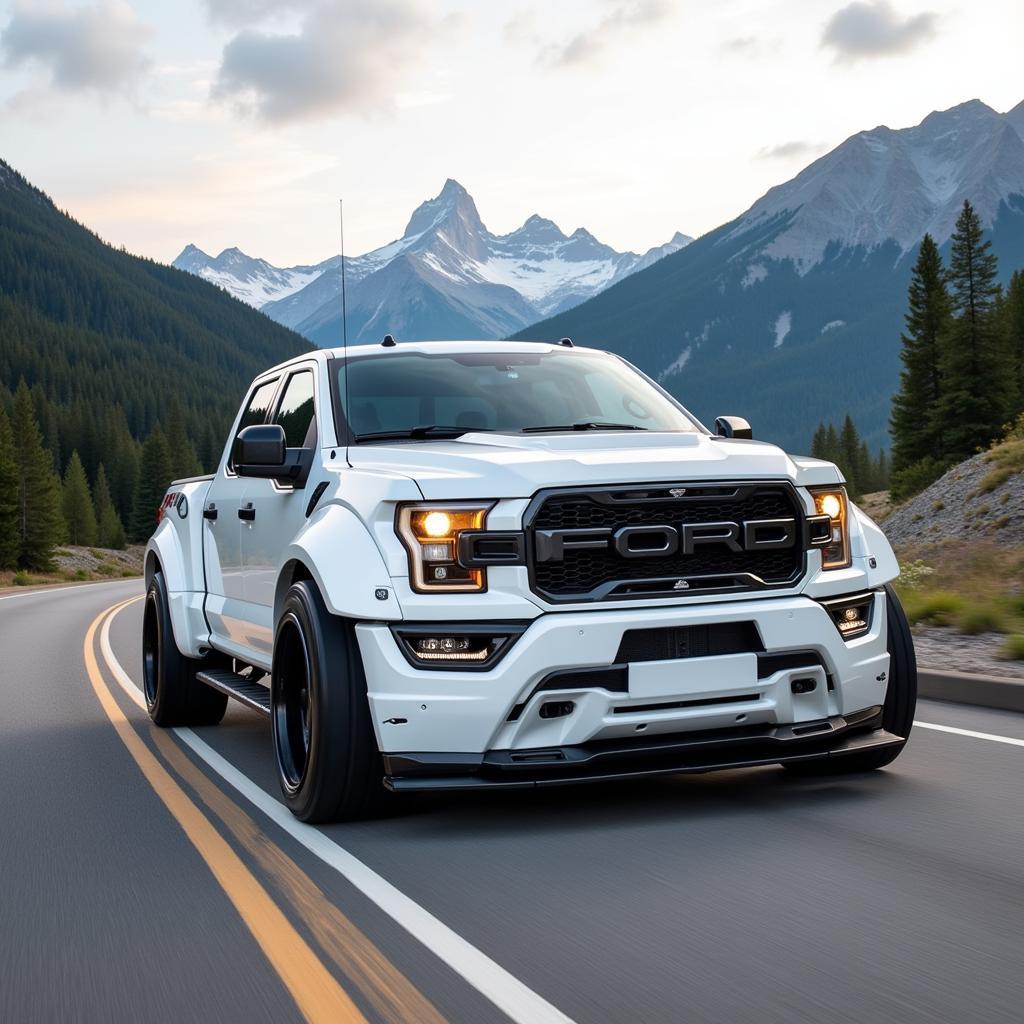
[274,371,316,448]
[237,379,278,436]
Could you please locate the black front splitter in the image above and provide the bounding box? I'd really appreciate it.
[383,707,901,792]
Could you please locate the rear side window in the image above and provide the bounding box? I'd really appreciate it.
[274,370,316,448]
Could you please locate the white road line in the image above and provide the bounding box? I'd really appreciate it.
[0,578,140,602]
[914,721,1024,748]
[99,600,576,1024]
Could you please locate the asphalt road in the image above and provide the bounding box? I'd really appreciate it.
[2,579,1023,1023]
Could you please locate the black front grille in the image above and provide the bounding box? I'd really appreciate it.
[527,482,805,602]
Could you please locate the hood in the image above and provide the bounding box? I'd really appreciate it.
[347,431,843,499]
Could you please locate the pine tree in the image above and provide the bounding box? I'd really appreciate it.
[938,200,1010,459]
[1005,269,1024,417]
[131,425,172,542]
[810,423,828,460]
[838,415,863,498]
[824,424,839,465]
[875,448,889,490]
[890,235,952,475]
[0,407,19,569]
[93,463,127,550]
[166,397,202,481]
[11,380,64,569]
[858,440,873,493]
[61,450,98,546]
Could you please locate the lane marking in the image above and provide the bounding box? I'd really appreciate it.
[0,577,140,602]
[149,727,448,1024]
[85,602,368,1024]
[914,721,1024,748]
[101,598,576,1024]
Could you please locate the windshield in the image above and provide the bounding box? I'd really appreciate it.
[334,349,700,440]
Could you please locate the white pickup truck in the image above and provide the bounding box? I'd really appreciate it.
[144,339,916,821]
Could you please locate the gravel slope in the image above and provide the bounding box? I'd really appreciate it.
[884,450,1024,545]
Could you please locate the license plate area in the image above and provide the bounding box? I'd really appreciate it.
[628,652,759,700]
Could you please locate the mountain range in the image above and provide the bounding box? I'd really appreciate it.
[519,98,1024,452]
[173,179,691,347]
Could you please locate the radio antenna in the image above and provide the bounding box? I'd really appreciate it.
[339,198,351,435]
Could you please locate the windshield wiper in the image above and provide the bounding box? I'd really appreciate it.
[355,424,495,442]
[521,421,648,433]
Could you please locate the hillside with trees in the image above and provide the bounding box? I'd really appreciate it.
[890,201,1024,499]
[0,159,310,567]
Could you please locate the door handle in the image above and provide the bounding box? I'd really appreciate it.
[238,504,256,521]
[203,505,218,521]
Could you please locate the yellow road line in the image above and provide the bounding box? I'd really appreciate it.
[150,726,448,1024]
[83,601,367,1024]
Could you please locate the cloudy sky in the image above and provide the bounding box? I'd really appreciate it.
[0,0,1020,265]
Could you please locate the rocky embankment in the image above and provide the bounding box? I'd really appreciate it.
[883,446,1024,545]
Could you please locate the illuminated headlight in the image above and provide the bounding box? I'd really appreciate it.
[820,592,875,640]
[396,503,494,592]
[391,624,527,669]
[809,487,851,570]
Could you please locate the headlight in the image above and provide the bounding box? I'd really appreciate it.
[396,503,494,592]
[808,487,850,570]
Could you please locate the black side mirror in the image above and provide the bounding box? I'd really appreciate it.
[714,415,753,440]
[234,423,285,470]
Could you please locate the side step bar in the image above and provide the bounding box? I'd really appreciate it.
[196,668,271,717]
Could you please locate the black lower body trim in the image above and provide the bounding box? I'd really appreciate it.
[383,706,896,791]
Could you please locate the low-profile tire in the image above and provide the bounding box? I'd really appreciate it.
[271,581,384,823]
[785,583,917,776]
[143,570,228,727]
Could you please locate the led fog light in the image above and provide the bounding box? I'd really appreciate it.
[392,624,528,670]
[819,592,875,641]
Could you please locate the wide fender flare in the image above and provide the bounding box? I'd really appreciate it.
[145,520,209,658]
[276,502,404,625]
[850,503,900,587]
[145,520,189,594]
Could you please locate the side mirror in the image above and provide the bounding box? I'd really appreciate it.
[714,415,753,440]
[234,423,285,470]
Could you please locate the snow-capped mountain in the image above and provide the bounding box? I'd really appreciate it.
[520,98,1024,452]
[172,179,690,346]
[173,245,330,308]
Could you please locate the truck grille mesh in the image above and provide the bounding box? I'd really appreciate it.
[527,483,804,601]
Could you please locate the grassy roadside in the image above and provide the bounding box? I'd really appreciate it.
[0,545,143,590]
[893,540,1024,661]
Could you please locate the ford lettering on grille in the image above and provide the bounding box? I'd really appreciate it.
[526,482,806,602]
[534,519,797,562]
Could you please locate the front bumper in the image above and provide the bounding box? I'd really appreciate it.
[356,591,891,764]
[383,706,899,791]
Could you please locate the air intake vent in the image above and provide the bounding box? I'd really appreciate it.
[616,621,763,663]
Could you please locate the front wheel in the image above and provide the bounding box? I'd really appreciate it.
[143,570,228,727]
[271,581,383,822]
[785,584,917,776]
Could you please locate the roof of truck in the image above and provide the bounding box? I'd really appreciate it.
[259,338,603,377]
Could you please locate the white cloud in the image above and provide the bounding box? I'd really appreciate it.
[0,1,151,96]
[203,0,318,27]
[758,139,827,159]
[541,0,671,69]
[211,0,456,123]
[822,1,939,62]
